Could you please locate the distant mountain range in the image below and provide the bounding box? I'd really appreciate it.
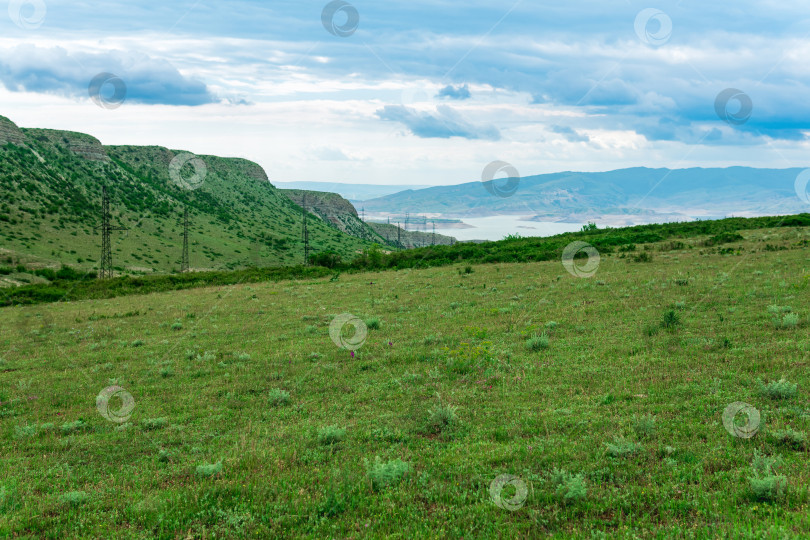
[274,181,432,202]
[359,167,810,225]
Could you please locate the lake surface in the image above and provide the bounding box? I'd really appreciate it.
[431,216,586,241]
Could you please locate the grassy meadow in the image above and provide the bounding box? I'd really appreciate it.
[1,224,809,538]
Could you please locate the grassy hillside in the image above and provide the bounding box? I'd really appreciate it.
[0,224,808,537]
[2,213,808,307]
[0,116,373,275]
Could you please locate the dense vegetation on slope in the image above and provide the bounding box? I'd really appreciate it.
[348,214,810,270]
[3,213,808,306]
[0,116,373,275]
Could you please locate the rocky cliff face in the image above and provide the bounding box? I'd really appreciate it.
[0,116,26,145]
[282,189,384,243]
[23,128,110,162]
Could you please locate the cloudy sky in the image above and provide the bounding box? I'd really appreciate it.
[2,0,810,186]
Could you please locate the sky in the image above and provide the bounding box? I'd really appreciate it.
[2,0,810,186]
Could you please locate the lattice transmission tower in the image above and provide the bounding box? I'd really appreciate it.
[302,194,310,265]
[97,186,127,279]
[181,207,190,273]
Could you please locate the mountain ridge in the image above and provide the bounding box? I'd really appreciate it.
[359,166,808,222]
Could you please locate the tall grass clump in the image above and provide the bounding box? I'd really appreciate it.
[427,398,459,434]
[364,457,411,490]
[365,317,381,330]
[661,310,681,331]
[526,332,550,351]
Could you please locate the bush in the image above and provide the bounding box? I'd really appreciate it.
[317,425,346,446]
[632,416,656,439]
[196,461,223,478]
[749,450,787,501]
[309,251,342,269]
[55,265,91,281]
[526,333,550,352]
[759,378,797,400]
[769,429,807,450]
[551,468,587,502]
[269,388,290,406]
[427,401,458,433]
[60,420,88,435]
[606,437,641,458]
[364,457,411,490]
[59,491,89,506]
[141,417,168,431]
[704,232,744,246]
[773,313,799,329]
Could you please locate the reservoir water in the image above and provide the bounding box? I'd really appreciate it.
[431,215,586,242]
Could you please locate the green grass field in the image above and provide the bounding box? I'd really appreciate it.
[1,225,809,538]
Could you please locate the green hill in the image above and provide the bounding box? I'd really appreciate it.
[0,116,373,276]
